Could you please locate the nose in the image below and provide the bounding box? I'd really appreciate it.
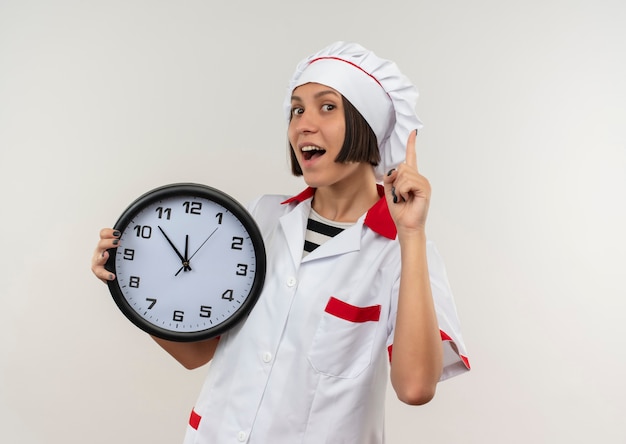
[293,110,318,134]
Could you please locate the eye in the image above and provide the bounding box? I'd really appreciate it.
[291,106,304,117]
[322,104,336,112]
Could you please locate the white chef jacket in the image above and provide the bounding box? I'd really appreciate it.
[183,186,470,444]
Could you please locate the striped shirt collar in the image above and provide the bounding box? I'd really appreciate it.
[281,184,396,240]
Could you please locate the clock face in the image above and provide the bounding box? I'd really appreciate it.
[106,184,266,342]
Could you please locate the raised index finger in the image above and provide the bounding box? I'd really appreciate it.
[405,129,418,169]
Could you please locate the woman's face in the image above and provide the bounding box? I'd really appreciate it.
[288,82,371,189]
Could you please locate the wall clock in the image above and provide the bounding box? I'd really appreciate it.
[105,183,266,342]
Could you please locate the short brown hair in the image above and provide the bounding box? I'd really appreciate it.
[289,96,380,176]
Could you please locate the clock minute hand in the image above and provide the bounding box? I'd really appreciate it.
[179,234,192,274]
[184,234,190,268]
[177,234,193,276]
[158,226,192,273]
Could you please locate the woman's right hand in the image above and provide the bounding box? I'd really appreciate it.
[91,228,121,283]
[91,227,220,367]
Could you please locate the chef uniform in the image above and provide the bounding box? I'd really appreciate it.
[184,41,470,444]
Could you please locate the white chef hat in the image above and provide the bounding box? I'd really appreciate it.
[284,41,423,180]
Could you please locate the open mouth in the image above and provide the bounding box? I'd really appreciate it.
[302,146,326,161]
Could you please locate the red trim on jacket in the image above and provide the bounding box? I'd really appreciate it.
[440,330,471,369]
[387,330,471,370]
[281,185,396,240]
[325,297,381,323]
[189,409,201,430]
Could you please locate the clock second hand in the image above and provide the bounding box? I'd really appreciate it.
[176,227,219,276]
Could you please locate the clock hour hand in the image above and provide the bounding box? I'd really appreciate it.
[158,226,192,274]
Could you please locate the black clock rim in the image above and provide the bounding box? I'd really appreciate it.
[105,183,266,343]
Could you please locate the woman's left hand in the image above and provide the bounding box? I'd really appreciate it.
[383,130,431,235]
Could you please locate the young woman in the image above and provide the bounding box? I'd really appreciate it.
[92,41,470,443]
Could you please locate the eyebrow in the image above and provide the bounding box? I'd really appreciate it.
[291,89,341,102]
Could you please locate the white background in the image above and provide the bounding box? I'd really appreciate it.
[1,1,625,443]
